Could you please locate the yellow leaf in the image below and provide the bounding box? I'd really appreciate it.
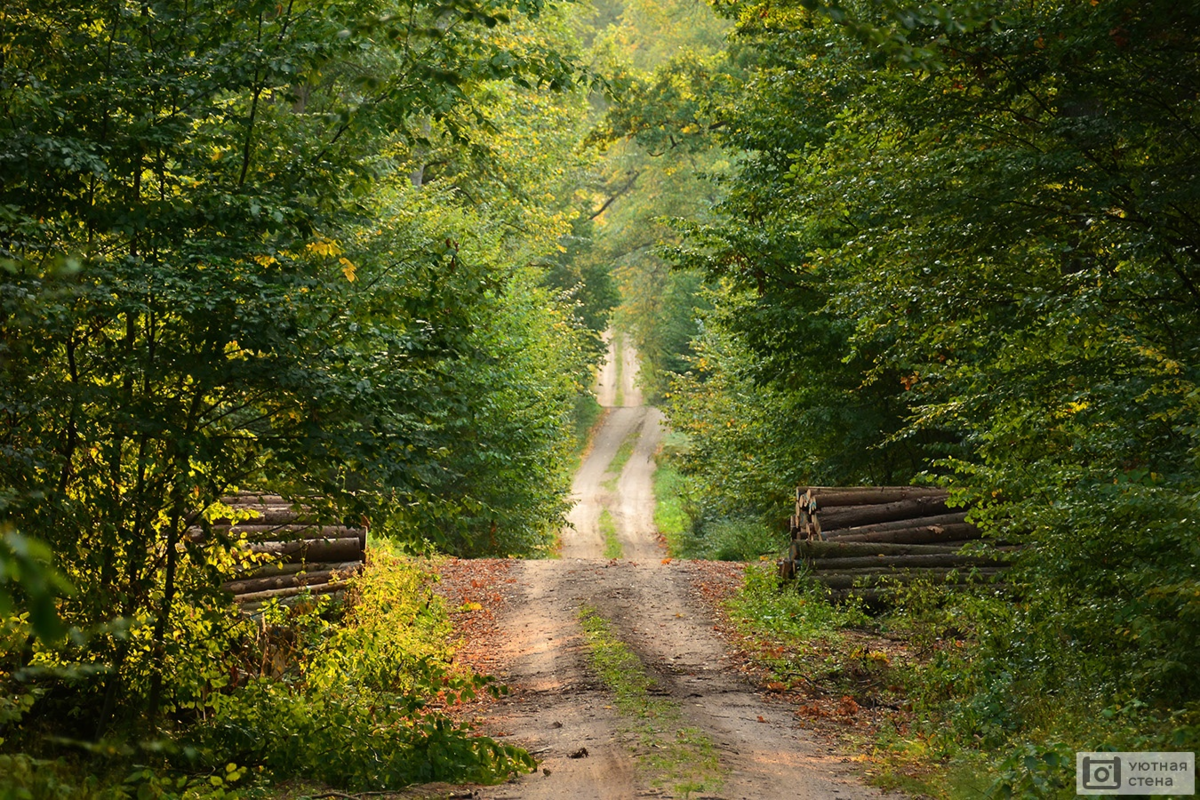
[306,239,342,257]
[339,257,357,282]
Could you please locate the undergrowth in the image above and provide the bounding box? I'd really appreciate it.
[0,550,533,797]
[577,605,721,797]
[723,566,1200,799]
[652,437,785,561]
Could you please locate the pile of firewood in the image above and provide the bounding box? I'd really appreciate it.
[779,486,1010,601]
[191,493,366,614]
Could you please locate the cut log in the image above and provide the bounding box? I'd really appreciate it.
[822,512,969,537]
[788,539,807,563]
[813,496,952,534]
[233,581,348,605]
[211,509,318,526]
[799,540,966,558]
[805,486,947,508]
[222,493,288,505]
[825,523,980,545]
[810,568,1005,590]
[828,583,1009,603]
[810,553,1009,571]
[239,590,350,614]
[190,524,359,541]
[238,560,362,580]
[246,537,362,563]
[223,564,363,595]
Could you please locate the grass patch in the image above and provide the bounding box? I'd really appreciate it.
[600,510,623,559]
[601,428,638,492]
[692,516,784,561]
[653,457,690,557]
[572,392,604,455]
[577,606,722,797]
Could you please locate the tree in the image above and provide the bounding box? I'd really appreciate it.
[669,0,1200,717]
[0,0,592,734]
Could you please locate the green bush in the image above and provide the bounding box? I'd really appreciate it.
[668,515,785,562]
[198,666,530,790]
[189,552,533,790]
[1,554,533,796]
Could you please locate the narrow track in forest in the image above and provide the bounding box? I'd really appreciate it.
[442,335,904,800]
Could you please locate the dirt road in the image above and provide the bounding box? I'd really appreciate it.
[455,335,901,800]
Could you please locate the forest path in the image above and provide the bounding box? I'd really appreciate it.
[444,335,901,800]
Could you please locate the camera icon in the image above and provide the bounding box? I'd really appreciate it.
[1081,756,1123,790]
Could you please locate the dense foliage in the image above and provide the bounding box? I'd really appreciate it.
[0,0,615,789]
[648,0,1200,780]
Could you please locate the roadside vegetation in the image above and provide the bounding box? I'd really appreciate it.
[654,433,784,562]
[720,565,1200,797]
[1,549,533,797]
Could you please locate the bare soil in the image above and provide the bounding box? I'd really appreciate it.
[437,335,905,800]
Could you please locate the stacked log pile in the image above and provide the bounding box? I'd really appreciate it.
[192,493,367,613]
[780,486,1010,600]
